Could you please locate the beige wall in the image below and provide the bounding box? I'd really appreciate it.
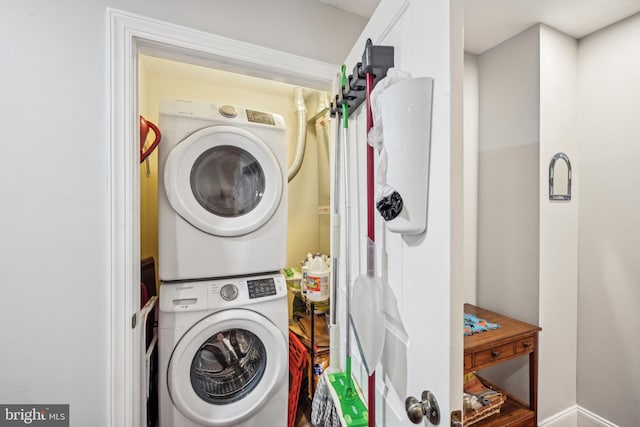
[139,56,331,276]
[577,13,640,427]
[139,59,158,285]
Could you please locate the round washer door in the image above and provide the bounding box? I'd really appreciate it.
[168,309,287,427]
[164,125,283,237]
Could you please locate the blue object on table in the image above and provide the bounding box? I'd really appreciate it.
[464,313,500,336]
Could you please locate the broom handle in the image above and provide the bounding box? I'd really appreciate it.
[329,72,342,371]
[330,74,342,327]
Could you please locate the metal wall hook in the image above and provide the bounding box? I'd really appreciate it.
[405,390,440,425]
[549,152,572,201]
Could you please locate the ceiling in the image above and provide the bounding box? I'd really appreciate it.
[316,0,640,54]
[315,0,379,18]
[463,0,640,54]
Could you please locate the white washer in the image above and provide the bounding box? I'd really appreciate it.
[158,99,287,281]
[159,273,288,427]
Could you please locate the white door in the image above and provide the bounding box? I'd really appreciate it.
[335,1,463,426]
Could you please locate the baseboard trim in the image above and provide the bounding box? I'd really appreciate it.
[539,405,578,426]
[577,405,619,427]
[538,405,618,427]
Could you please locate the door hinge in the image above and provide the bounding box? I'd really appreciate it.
[451,410,462,427]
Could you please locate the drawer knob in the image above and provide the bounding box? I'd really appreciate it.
[491,350,500,358]
[523,341,531,348]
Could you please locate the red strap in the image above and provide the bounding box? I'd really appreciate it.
[366,73,375,242]
[365,71,376,427]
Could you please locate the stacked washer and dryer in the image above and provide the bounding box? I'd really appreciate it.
[157,99,289,427]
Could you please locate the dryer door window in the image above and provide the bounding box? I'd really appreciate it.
[190,328,267,405]
[190,146,265,218]
[164,125,283,237]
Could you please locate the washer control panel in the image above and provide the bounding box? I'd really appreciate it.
[247,277,277,299]
[159,274,286,312]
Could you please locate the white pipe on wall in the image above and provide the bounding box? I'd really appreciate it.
[287,87,308,182]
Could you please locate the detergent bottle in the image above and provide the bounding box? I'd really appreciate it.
[305,254,329,302]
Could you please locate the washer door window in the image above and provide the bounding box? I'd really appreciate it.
[165,126,283,237]
[190,328,266,405]
[168,310,286,427]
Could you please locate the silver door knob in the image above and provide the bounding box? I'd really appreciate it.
[405,390,440,425]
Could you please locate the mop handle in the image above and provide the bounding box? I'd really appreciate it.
[340,65,353,382]
[330,72,342,327]
[329,73,342,371]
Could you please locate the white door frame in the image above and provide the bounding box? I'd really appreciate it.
[107,9,337,427]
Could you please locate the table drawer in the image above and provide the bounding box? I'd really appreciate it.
[464,354,473,370]
[515,337,535,354]
[474,343,514,366]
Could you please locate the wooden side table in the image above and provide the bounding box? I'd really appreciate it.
[464,304,542,426]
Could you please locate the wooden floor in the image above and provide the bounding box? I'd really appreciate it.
[295,396,312,427]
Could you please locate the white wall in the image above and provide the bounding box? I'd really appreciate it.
[476,26,580,417]
[0,2,363,425]
[477,26,540,326]
[476,24,540,403]
[577,13,640,427]
[126,0,367,66]
[463,52,479,305]
[473,19,640,425]
[538,24,579,422]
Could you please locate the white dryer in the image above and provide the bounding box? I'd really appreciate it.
[158,273,288,427]
[158,99,287,281]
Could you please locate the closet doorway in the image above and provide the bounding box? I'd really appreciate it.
[108,9,335,426]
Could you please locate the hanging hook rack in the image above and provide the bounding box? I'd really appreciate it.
[331,39,394,118]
